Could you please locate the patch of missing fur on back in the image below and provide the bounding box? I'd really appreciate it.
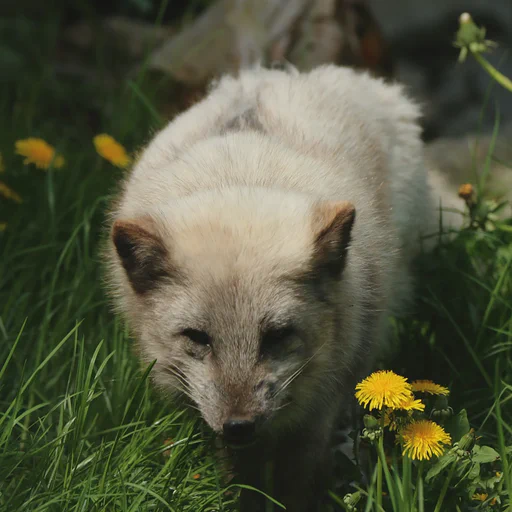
[222,108,265,134]
[112,218,173,295]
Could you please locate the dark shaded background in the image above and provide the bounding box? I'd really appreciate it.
[2,0,512,143]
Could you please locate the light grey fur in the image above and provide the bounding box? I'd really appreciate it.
[105,64,459,510]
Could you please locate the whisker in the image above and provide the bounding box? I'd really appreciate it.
[164,363,211,407]
[170,382,195,402]
[165,367,189,389]
[164,364,199,402]
[274,341,329,398]
[273,401,292,412]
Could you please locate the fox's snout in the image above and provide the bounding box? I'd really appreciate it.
[222,417,259,448]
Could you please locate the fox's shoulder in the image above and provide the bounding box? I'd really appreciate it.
[133,65,420,173]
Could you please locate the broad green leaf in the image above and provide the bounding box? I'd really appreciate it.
[472,445,500,463]
[444,410,470,444]
[467,462,480,480]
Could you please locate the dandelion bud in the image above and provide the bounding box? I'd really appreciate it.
[431,396,453,421]
[459,12,472,25]
[431,408,453,421]
[363,414,379,430]
[362,427,381,442]
[458,183,476,207]
[458,428,476,451]
[458,183,474,200]
[343,491,362,510]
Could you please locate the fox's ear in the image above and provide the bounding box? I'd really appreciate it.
[112,218,170,294]
[311,201,356,276]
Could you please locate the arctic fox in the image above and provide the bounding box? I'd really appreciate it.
[106,65,454,510]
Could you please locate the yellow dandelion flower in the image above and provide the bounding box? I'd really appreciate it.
[93,134,131,168]
[472,493,488,501]
[490,497,497,505]
[0,153,5,173]
[355,370,412,410]
[0,181,22,203]
[15,138,65,170]
[384,396,424,431]
[396,395,425,412]
[411,380,450,396]
[193,473,201,480]
[402,420,451,460]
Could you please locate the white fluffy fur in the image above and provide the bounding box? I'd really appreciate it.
[115,64,445,320]
[107,64,460,510]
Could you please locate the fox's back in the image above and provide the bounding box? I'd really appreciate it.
[121,66,430,241]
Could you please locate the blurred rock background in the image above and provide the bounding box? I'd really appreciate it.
[369,0,512,141]
[2,0,511,143]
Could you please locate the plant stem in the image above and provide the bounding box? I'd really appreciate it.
[377,435,383,510]
[418,464,424,512]
[265,460,275,512]
[376,434,398,510]
[473,52,512,93]
[403,454,411,511]
[433,461,457,512]
[494,360,511,512]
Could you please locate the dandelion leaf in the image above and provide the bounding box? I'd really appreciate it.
[472,445,500,464]
[444,409,470,443]
[467,462,480,480]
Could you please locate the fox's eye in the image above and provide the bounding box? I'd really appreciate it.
[261,325,296,352]
[181,329,211,347]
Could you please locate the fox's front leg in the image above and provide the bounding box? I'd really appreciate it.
[229,443,270,512]
[272,417,337,512]
[236,409,339,512]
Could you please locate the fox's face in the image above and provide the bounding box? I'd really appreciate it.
[109,190,355,446]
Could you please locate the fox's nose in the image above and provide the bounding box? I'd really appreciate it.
[222,418,256,446]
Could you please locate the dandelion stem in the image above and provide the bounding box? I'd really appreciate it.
[433,460,457,512]
[417,463,424,512]
[402,453,412,510]
[472,52,512,93]
[376,435,383,510]
[376,415,398,511]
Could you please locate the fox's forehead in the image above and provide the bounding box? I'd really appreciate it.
[157,188,317,279]
[190,273,301,333]
[172,223,311,279]
[165,229,314,336]
[154,257,307,335]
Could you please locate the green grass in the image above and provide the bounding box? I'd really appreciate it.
[1,4,511,512]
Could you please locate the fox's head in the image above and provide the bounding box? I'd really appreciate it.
[108,188,356,447]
